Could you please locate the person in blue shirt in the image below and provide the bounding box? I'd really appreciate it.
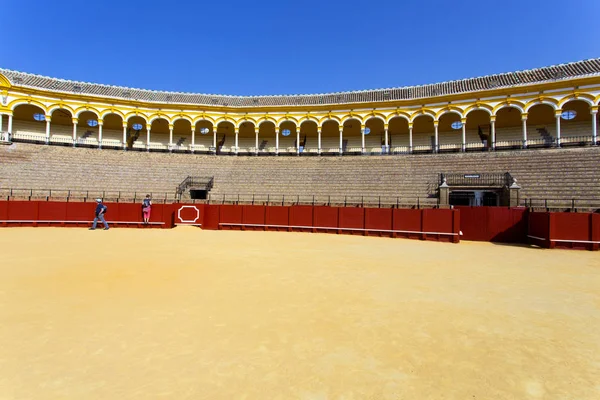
[90,199,109,230]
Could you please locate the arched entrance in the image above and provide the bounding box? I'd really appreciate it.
[320,120,340,155]
[126,116,147,150]
[388,116,410,154]
[300,120,318,154]
[494,106,523,149]
[438,112,462,152]
[77,110,100,147]
[101,113,124,148]
[11,104,47,143]
[193,120,214,153]
[216,121,234,154]
[412,115,434,152]
[526,104,556,147]
[465,109,491,150]
[559,100,593,146]
[257,121,275,155]
[278,121,298,155]
[342,118,361,154]
[172,118,192,152]
[364,117,385,154]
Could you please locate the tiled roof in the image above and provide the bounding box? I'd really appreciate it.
[2,59,600,108]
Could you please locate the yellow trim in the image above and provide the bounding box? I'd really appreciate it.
[0,73,11,89]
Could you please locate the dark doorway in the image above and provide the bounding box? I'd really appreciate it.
[190,189,208,200]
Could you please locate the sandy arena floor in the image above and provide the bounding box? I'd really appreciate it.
[0,227,599,399]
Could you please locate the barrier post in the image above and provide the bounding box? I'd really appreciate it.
[591,213,600,251]
[452,208,461,243]
[420,209,426,241]
[548,213,556,249]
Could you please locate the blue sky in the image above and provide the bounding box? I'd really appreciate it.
[3,0,599,96]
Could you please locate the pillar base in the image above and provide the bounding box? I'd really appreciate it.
[439,180,450,207]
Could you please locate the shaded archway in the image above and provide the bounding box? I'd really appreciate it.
[278,121,298,154]
[437,112,462,151]
[342,118,361,154]
[493,106,522,148]
[413,115,435,152]
[465,109,491,149]
[299,120,318,154]
[172,118,192,152]
[388,116,410,153]
[258,121,276,154]
[77,111,100,146]
[237,121,256,155]
[149,118,169,151]
[320,120,340,155]
[102,113,124,148]
[50,108,74,144]
[559,100,592,143]
[194,120,214,152]
[526,104,555,146]
[11,104,47,141]
[216,121,234,154]
[127,116,147,150]
[364,117,385,154]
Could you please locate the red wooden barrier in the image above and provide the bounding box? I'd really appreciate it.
[313,206,338,233]
[550,212,598,251]
[457,207,528,243]
[242,205,266,231]
[0,202,7,226]
[364,208,393,237]
[38,202,67,226]
[219,205,243,230]
[265,206,289,231]
[289,205,313,232]
[528,212,551,248]
[423,208,456,242]
[0,201,171,229]
[202,205,220,230]
[338,207,364,235]
[392,208,422,240]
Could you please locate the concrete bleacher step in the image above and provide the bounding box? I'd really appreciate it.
[2,142,600,202]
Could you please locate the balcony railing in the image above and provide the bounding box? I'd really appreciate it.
[7,130,599,156]
[440,172,514,187]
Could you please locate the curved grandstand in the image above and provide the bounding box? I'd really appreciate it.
[1,59,600,208]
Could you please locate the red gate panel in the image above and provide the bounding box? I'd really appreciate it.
[338,207,365,235]
[219,204,243,230]
[313,206,338,233]
[364,208,393,237]
[265,206,289,231]
[392,208,422,240]
[242,205,266,230]
[289,205,313,232]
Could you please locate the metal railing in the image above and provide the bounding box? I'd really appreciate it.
[440,172,514,187]
[3,186,600,211]
[7,132,600,155]
[176,176,215,198]
[521,198,600,210]
[207,193,439,208]
[0,187,177,203]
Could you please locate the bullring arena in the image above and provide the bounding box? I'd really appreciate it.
[1,60,600,399]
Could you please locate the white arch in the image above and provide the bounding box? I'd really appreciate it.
[277,119,298,128]
[524,101,558,113]
[493,103,525,115]
[363,115,386,125]
[75,108,100,118]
